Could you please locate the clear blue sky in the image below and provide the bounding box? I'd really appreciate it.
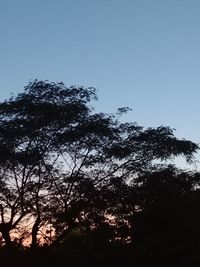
[0,0,200,166]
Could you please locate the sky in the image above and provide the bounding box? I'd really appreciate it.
[0,0,200,167]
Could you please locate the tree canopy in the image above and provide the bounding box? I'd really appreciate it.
[0,80,199,266]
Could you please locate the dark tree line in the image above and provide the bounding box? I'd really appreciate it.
[0,80,200,266]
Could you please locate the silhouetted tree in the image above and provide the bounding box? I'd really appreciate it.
[130,166,200,266]
[0,79,198,252]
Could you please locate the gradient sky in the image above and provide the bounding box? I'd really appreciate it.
[0,0,200,167]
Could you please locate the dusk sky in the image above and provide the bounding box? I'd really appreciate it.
[1,0,200,167]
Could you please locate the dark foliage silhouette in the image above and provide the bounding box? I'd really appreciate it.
[0,80,199,266]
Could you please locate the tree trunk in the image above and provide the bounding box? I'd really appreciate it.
[31,216,40,249]
[0,223,12,247]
